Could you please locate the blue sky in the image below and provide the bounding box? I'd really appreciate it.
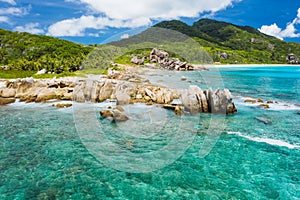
[0,0,300,44]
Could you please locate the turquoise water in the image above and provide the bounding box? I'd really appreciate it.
[1,66,300,199]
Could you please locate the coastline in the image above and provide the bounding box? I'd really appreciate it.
[204,64,300,68]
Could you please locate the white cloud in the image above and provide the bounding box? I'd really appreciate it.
[14,23,44,34]
[0,16,9,23]
[47,15,151,36]
[120,34,130,39]
[259,8,300,40]
[88,33,100,37]
[0,7,29,16]
[0,0,16,5]
[49,0,239,36]
[79,0,237,20]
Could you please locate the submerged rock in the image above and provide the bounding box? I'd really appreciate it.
[112,110,129,122]
[55,103,72,108]
[255,117,272,124]
[100,108,129,122]
[244,99,257,103]
[257,98,264,103]
[100,110,114,118]
[259,104,270,109]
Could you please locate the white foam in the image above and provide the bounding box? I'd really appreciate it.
[235,96,300,111]
[228,131,300,149]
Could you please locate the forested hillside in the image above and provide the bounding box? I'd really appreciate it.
[0,28,93,73]
[154,19,300,64]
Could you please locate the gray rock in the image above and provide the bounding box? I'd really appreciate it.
[131,56,145,65]
[112,110,129,122]
[99,81,114,102]
[35,69,47,75]
[255,117,272,124]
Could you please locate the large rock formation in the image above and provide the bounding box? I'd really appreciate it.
[181,85,237,115]
[0,77,75,103]
[149,48,194,71]
[130,48,195,71]
[0,75,237,115]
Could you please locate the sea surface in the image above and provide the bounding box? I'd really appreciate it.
[0,66,299,199]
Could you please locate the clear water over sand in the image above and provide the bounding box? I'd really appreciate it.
[0,66,299,199]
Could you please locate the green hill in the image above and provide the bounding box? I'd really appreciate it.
[154,19,300,64]
[1,18,300,76]
[0,28,93,74]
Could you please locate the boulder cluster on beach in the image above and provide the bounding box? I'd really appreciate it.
[131,48,199,71]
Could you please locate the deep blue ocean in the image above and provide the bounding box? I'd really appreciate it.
[0,66,299,199]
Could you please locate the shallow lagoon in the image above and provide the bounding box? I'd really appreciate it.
[0,66,299,199]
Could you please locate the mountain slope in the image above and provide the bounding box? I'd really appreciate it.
[0,28,93,73]
[153,19,300,64]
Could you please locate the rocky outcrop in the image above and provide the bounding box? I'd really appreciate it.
[286,53,299,64]
[149,48,194,71]
[181,85,236,115]
[0,77,75,103]
[130,48,195,71]
[0,75,237,115]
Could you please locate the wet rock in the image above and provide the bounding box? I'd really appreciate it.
[181,76,187,81]
[163,104,177,110]
[244,99,257,103]
[257,98,264,103]
[112,110,129,122]
[267,100,274,104]
[255,117,272,124]
[0,97,15,106]
[100,109,129,122]
[163,104,184,115]
[227,102,237,114]
[55,103,72,108]
[114,105,125,112]
[259,104,270,109]
[100,110,114,118]
[174,105,184,115]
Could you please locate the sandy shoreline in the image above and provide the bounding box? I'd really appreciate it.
[204,64,300,68]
